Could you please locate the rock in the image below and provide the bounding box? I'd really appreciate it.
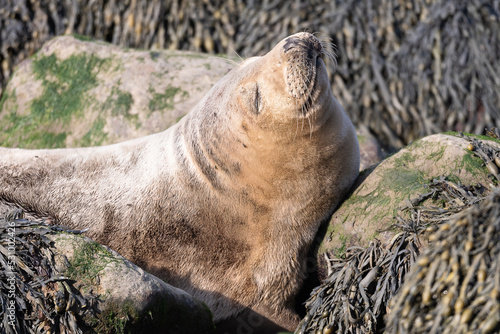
[318,133,500,274]
[48,232,215,333]
[357,126,386,171]
[0,210,215,333]
[0,35,233,148]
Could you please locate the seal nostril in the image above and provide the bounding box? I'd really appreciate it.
[283,34,322,55]
[283,37,299,53]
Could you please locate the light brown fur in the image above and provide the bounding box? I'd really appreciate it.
[0,33,359,332]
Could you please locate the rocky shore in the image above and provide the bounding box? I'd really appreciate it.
[1,30,500,333]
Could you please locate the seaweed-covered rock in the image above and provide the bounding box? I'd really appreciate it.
[0,35,233,149]
[0,212,215,334]
[319,133,500,273]
[298,133,500,333]
[386,190,500,334]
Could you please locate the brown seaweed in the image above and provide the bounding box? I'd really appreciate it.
[0,210,100,334]
[386,190,500,334]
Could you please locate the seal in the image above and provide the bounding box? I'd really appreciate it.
[0,32,359,332]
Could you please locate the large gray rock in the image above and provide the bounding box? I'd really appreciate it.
[0,35,233,149]
[319,133,500,273]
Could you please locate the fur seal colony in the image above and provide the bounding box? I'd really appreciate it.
[0,32,359,332]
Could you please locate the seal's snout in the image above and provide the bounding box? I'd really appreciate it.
[282,33,323,107]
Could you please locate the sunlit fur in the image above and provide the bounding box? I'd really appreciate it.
[0,33,359,332]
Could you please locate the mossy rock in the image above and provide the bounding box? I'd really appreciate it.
[0,35,233,149]
[319,133,499,266]
[49,233,215,334]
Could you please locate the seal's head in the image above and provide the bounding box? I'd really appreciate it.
[197,32,337,136]
[188,32,358,196]
[233,32,332,130]
[239,33,330,120]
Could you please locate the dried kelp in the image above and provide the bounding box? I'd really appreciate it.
[297,174,491,333]
[401,176,488,222]
[386,190,500,334]
[323,0,500,148]
[2,0,500,149]
[0,210,100,334]
[296,233,419,334]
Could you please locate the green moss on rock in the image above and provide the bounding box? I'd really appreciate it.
[72,34,95,42]
[31,53,107,122]
[95,300,138,334]
[65,236,117,287]
[103,85,134,118]
[334,233,348,258]
[393,151,416,168]
[0,53,109,148]
[80,117,108,147]
[0,88,14,114]
[460,149,488,178]
[148,85,189,112]
[2,108,68,148]
[27,131,68,148]
[356,134,367,145]
[384,168,426,195]
[150,51,161,61]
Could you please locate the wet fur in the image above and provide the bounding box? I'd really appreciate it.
[0,33,359,332]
